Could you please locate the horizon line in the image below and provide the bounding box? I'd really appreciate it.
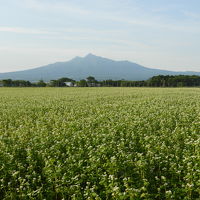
[0,53,199,74]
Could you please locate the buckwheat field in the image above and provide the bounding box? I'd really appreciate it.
[0,88,199,200]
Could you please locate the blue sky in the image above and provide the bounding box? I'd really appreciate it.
[0,0,200,72]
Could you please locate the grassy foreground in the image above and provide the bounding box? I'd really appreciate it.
[0,88,199,199]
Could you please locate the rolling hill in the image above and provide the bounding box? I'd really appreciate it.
[0,54,199,81]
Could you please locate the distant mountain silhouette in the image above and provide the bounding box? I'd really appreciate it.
[0,54,199,81]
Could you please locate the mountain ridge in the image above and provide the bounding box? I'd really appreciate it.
[0,54,199,81]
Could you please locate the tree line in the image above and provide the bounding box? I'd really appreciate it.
[0,75,200,87]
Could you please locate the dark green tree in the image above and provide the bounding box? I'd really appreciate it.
[36,80,47,87]
[2,79,13,87]
[78,79,88,87]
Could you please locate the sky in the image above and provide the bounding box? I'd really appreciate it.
[0,0,200,72]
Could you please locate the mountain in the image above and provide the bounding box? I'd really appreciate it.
[0,54,199,81]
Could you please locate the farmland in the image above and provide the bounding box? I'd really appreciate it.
[0,88,199,199]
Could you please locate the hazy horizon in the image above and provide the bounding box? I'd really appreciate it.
[0,0,200,73]
[0,53,200,74]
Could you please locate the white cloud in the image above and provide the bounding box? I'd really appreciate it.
[0,26,55,35]
[182,11,200,20]
[22,0,90,15]
[100,14,200,33]
[0,0,199,72]
[17,0,200,34]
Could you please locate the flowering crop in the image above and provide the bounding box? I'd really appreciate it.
[0,88,199,199]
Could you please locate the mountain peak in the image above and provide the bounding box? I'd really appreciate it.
[84,53,113,62]
[0,54,200,81]
[71,53,105,63]
[84,53,97,58]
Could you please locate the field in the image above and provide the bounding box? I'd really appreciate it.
[0,88,199,199]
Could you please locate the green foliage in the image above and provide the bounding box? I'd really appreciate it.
[49,78,75,87]
[1,75,200,87]
[77,79,88,87]
[0,88,199,199]
[1,79,32,87]
[147,75,200,87]
[86,76,97,83]
[36,80,47,87]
